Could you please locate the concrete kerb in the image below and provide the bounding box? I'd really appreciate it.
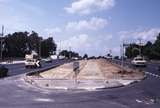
[23,60,146,91]
[23,62,64,86]
[24,76,143,91]
[24,78,124,91]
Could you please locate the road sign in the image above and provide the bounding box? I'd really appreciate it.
[73,61,80,74]
[73,61,79,72]
[73,61,80,84]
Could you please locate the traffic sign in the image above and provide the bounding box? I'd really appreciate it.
[73,61,80,74]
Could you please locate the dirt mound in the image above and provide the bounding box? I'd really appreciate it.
[40,59,144,80]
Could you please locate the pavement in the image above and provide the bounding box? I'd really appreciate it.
[0,59,159,108]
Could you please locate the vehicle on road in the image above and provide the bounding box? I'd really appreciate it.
[131,56,147,67]
[25,52,41,68]
[50,55,58,60]
[0,65,8,78]
[58,55,65,59]
[43,57,53,63]
[72,57,79,60]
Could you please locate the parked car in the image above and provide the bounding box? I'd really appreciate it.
[0,65,8,78]
[131,56,147,67]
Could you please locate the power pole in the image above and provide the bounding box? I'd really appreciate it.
[69,46,71,59]
[121,41,130,67]
[39,40,41,59]
[58,41,62,59]
[138,38,142,56]
[0,25,4,60]
[121,43,124,67]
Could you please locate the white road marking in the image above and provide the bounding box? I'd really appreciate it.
[145,72,160,79]
[34,98,54,102]
[136,99,143,103]
[136,98,155,105]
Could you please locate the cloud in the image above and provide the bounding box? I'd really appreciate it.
[0,0,9,3]
[56,33,114,56]
[66,17,108,31]
[65,0,115,15]
[58,34,90,50]
[0,15,31,34]
[119,28,160,42]
[0,0,44,34]
[44,27,62,35]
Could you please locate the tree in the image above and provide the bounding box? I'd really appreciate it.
[143,41,153,59]
[41,37,57,57]
[152,33,160,59]
[125,43,139,58]
[83,54,88,59]
[28,31,42,53]
[1,31,57,58]
[4,32,29,57]
[59,50,80,59]
[125,33,160,60]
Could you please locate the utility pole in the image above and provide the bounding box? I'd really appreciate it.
[0,25,4,60]
[138,38,142,56]
[121,41,130,67]
[39,40,41,59]
[121,43,124,67]
[69,46,71,59]
[58,41,62,59]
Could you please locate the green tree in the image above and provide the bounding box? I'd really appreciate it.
[83,54,88,59]
[41,37,57,57]
[125,43,139,58]
[1,31,57,58]
[4,32,28,57]
[59,50,80,59]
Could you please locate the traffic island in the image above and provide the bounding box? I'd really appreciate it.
[24,59,145,91]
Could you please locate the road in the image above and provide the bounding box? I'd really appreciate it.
[0,59,160,108]
[3,59,70,76]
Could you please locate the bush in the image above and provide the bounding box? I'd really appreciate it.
[0,66,8,78]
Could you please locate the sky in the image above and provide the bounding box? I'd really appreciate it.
[0,0,160,56]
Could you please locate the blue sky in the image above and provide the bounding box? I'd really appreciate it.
[0,0,160,56]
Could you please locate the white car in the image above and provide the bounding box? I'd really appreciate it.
[44,57,52,63]
[131,56,147,67]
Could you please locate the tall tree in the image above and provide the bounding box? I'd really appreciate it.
[1,31,57,58]
[41,37,57,57]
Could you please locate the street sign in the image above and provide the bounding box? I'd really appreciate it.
[73,61,80,84]
[73,61,80,74]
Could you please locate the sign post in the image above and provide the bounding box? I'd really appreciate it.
[73,61,80,84]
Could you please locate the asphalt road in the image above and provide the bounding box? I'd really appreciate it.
[4,59,70,76]
[0,59,160,108]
